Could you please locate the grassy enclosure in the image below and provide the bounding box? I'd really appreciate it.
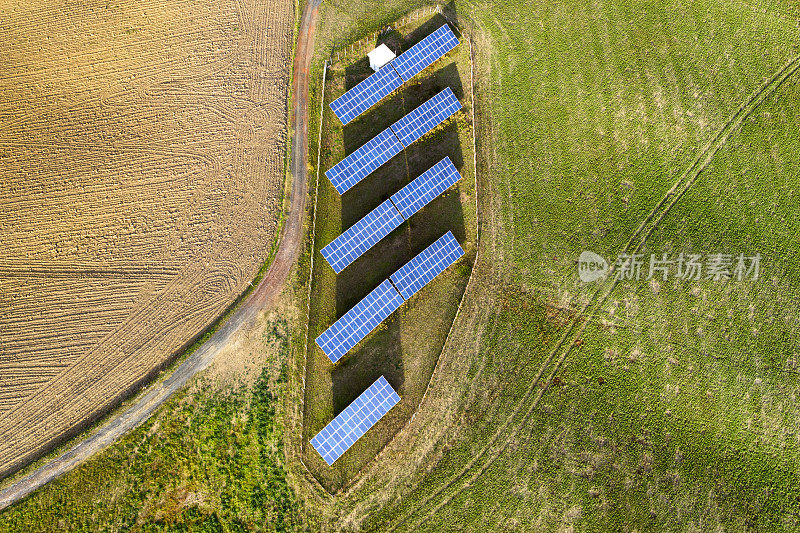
[302,11,478,491]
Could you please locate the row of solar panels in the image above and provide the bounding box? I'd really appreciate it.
[310,26,466,467]
[330,24,459,125]
[321,157,461,273]
[311,232,463,465]
[326,87,462,195]
[311,376,400,465]
[317,231,464,363]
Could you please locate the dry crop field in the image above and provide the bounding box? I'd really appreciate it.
[0,0,293,479]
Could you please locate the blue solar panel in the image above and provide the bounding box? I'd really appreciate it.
[390,231,464,300]
[390,88,461,147]
[330,65,404,125]
[316,280,404,363]
[321,199,404,273]
[392,25,459,82]
[325,127,403,195]
[390,157,462,219]
[311,376,401,465]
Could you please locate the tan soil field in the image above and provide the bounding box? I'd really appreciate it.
[0,0,294,478]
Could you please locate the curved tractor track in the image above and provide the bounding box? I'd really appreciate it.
[0,0,322,512]
[387,53,800,532]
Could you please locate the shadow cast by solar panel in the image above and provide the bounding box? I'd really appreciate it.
[330,337,405,415]
[330,166,466,420]
[401,12,453,50]
[341,54,465,154]
[343,56,374,92]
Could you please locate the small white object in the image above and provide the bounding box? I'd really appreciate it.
[368,43,396,72]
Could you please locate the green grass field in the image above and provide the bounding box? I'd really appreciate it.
[293,0,800,531]
[302,13,478,491]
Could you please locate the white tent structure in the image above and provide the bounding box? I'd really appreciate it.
[367,44,396,71]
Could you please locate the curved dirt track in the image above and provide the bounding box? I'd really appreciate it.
[0,0,322,511]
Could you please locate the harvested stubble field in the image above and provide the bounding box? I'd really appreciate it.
[0,0,294,479]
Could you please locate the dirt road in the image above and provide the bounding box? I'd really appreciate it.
[0,0,322,511]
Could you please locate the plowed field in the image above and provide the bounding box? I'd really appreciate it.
[0,0,294,478]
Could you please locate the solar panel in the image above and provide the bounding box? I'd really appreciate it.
[311,376,401,465]
[316,280,404,363]
[321,199,404,273]
[390,87,461,148]
[390,231,464,299]
[325,127,404,195]
[390,157,462,219]
[392,25,460,82]
[330,65,404,125]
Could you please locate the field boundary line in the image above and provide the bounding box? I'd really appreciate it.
[388,52,800,532]
[298,58,327,479]
[470,36,479,235]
